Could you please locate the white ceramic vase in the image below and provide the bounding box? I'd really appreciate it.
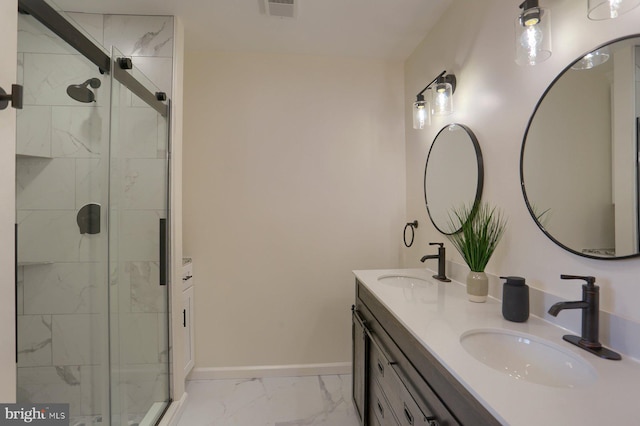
[466,271,488,303]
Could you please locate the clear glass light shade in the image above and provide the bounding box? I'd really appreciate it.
[432,83,453,116]
[588,0,640,19]
[515,8,552,66]
[413,99,430,129]
[571,47,610,70]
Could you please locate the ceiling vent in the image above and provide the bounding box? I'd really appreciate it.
[263,0,297,18]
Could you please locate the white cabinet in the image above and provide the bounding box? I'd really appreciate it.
[182,259,195,376]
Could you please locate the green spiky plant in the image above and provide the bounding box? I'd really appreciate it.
[531,204,551,229]
[446,202,507,273]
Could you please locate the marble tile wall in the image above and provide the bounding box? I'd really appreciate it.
[103,15,174,98]
[16,11,174,423]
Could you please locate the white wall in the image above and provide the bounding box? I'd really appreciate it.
[0,0,17,403]
[183,52,405,369]
[404,0,640,323]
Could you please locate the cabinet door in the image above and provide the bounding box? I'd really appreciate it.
[352,308,369,425]
[183,286,195,375]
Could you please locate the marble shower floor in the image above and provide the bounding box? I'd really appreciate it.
[177,375,360,426]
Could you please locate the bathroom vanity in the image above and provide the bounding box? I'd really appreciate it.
[352,269,640,426]
[352,274,498,426]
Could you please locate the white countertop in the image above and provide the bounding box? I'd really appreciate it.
[353,268,640,426]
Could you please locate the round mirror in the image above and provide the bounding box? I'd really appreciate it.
[424,123,484,234]
[521,35,640,259]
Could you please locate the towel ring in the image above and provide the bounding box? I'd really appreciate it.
[403,220,418,247]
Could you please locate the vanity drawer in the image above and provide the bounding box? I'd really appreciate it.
[378,358,435,426]
[369,334,402,412]
[370,379,400,426]
[397,376,432,426]
[368,324,439,426]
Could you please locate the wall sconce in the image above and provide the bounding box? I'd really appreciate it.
[515,0,552,66]
[412,70,457,130]
[432,74,456,116]
[412,93,430,130]
[588,0,640,19]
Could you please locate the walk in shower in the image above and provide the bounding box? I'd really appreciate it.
[15,1,172,424]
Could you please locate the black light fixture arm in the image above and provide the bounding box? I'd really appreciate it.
[520,0,539,11]
[416,70,446,98]
[519,0,542,26]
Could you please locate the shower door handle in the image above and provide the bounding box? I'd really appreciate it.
[159,218,167,286]
[0,84,23,110]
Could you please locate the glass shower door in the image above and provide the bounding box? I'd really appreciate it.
[108,46,170,426]
[15,9,111,424]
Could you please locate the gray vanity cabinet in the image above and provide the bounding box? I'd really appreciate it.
[352,306,369,424]
[352,280,500,426]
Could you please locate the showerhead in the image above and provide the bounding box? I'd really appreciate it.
[66,78,101,103]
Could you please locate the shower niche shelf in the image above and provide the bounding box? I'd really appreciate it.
[17,261,54,267]
[16,153,52,159]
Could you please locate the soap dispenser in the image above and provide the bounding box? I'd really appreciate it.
[501,276,529,322]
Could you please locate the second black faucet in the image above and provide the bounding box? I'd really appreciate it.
[420,242,451,282]
[548,274,621,360]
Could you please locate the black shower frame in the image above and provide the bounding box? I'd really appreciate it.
[18,0,169,117]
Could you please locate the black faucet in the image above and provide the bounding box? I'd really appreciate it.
[548,274,621,360]
[420,242,451,282]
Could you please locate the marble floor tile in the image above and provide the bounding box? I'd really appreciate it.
[177,375,359,426]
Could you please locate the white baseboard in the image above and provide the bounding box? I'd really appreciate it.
[188,362,352,381]
[158,391,189,426]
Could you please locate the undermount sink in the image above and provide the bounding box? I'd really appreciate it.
[377,274,430,288]
[460,328,597,388]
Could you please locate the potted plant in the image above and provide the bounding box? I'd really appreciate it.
[446,202,507,302]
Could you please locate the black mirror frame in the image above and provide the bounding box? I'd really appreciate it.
[424,123,484,235]
[520,33,640,261]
